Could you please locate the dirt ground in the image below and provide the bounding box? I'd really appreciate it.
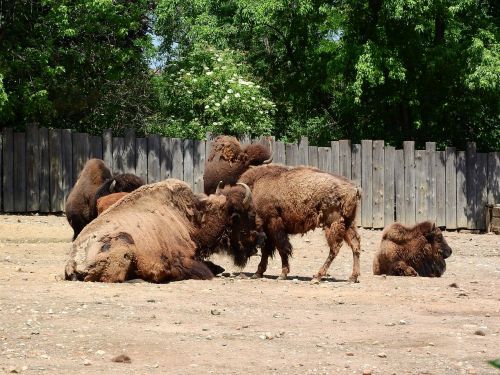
[0,214,499,375]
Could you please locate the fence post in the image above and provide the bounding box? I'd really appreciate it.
[395,149,405,224]
[456,150,467,228]
[351,143,362,223]
[426,142,436,223]
[183,139,194,188]
[193,139,206,193]
[476,153,488,230]
[61,129,73,204]
[49,129,64,212]
[26,125,40,212]
[298,136,309,166]
[147,135,160,183]
[445,147,457,229]
[2,128,14,212]
[103,129,113,172]
[466,142,477,229]
[339,140,351,179]
[436,151,446,227]
[331,141,339,174]
[135,137,148,182]
[384,146,395,226]
[361,140,372,227]
[372,140,384,228]
[403,141,416,226]
[39,128,50,213]
[13,132,26,213]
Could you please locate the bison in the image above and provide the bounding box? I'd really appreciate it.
[373,221,452,277]
[204,135,272,195]
[237,164,362,283]
[65,159,112,240]
[96,192,129,215]
[65,179,264,283]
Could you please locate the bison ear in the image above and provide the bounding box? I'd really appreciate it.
[431,222,436,232]
[425,224,436,242]
[109,180,116,193]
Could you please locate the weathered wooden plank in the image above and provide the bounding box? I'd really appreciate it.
[49,129,64,212]
[331,141,340,174]
[298,137,309,165]
[361,140,373,228]
[39,128,50,213]
[26,125,40,211]
[205,132,214,159]
[274,141,286,165]
[435,151,446,227]
[456,151,467,228]
[183,139,194,188]
[0,132,2,211]
[2,128,14,212]
[89,135,102,160]
[339,140,351,179]
[102,129,113,172]
[135,138,148,183]
[395,149,405,223]
[171,138,184,180]
[147,135,160,183]
[415,150,427,223]
[425,142,436,223]
[404,141,416,226]
[124,129,136,174]
[193,140,206,193]
[475,153,488,230]
[372,140,384,228]
[384,146,395,226]
[351,144,362,222]
[160,137,172,180]
[445,147,457,229]
[61,129,73,205]
[487,152,500,205]
[240,134,251,146]
[72,133,89,183]
[308,146,318,168]
[13,133,27,213]
[318,147,332,173]
[466,142,477,229]
[285,143,298,166]
[112,137,125,175]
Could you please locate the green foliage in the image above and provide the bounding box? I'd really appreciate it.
[488,358,500,369]
[147,45,274,139]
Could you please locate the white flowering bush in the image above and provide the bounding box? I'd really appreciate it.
[148,45,275,139]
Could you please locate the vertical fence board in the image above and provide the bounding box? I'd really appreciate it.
[274,141,285,164]
[372,140,384,228]
[160,137,172,180]
[415,150,427,223]
[308,146,318,168]
[339,140,351,178]
[475,153,488,230]
[351,144,362,221]
[331,141,340,174]
[466,143,477,229]
[240,134,251,146]
[171,138,184,180]
[318,147,332,173]
[147,135,160,183]
[384,146,395,226]
[205,133,214,158]
[436,151,446,226]
[49,129,64,212]
[193,140,206,193]
[112,137,125,175]
[456,151,467,228]
[445,148,457,229]
[61,129,73,204]
[404,141,416,226]
[487,152,500,205]
[298,137,309,165]
[72,133,89,183]
[285,143,298,166]
[395,149,405,223]
[183,139,194,187]
[0,132,2,211]
[13,133,27,213]
[89,135,103,160]
[103,129,113,172]
[124,129,136,174]
[135,138,148,182]
[426,143,436,223]
[2,128,14,212]
[39,128,50,213]
[361,140,373,227]
[26,125,40,211]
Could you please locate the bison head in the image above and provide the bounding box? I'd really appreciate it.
[425,223,452,259]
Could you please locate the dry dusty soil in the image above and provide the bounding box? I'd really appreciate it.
[0,214,499,375]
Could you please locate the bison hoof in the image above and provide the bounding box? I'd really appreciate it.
[251,273,263,279]
[348,275,360,283]
[311,278,321,284]
[277,274,287,281]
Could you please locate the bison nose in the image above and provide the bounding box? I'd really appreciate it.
[441,246,452,259]
[257,232,266,247]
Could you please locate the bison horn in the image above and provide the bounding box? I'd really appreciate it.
[236,182,252,208]
[215,181,224,195]
[263,139,273,164]
[109,180,116,193]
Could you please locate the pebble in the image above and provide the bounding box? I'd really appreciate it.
[377,352,387,358]
[399,320,408,325]
[264,332,273,340]
[83,359,92,366]
[345,352,354,356]
[449,282,459,288]
[363,369,372,375]
[211,309,221,316]
[111,354,131,363]
[95,350,105,355]
[8,367,18,373]
[474,329,486,336]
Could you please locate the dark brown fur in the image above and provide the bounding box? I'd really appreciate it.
[204,136,272,194]
[373,221,452,277]
[93,173,144,217]
[238,164,362,282]
[65,179,264,283]
[97,192,129,215]
[65,159,112,240]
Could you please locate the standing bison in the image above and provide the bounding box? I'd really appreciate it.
[373,221,452,277]
[204,135,272,195]
[96,192,129,215]
[65,179,264,283]
[65,159,112,240]
[237,165,362,283]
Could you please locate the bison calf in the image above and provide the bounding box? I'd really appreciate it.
[97,192,129,215]
[373,221,452,277]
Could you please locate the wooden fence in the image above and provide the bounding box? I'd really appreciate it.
[1,126,499,231]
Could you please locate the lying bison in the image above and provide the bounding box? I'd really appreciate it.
[237,165,362,283]
[96,192,129,215]
[65,179,264,283]
[204,135,272,195]
[65,159,112,240]
[373,221,452,277]
[92,173,144,217]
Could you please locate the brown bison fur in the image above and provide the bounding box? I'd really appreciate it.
[96,192,129,215]
[204,135,272,194]
[65,159,112,240]
[238,164,362,282]
[65,179,264,283]
[93,173,145,217]
[373,221,452,277]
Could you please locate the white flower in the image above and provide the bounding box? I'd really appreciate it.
[215,102,221,107]
[227,89,233,94]
[204,66,209,70]
[217,57,223,62]
[206,71,213,76]
[205,105,210,109]
[234,93,241,98]
[193,78,198,82]
[259,110,263,114]
[251,97,256,100]
[214,81,219,85]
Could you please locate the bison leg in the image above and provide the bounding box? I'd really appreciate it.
[84,246,135,282]
[314,221,346,283]
[268,217,293,280]
[252,236,275,279]
[343,224,361,283]
[390,261,418,276]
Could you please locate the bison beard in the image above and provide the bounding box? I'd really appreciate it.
[373,221,453,277]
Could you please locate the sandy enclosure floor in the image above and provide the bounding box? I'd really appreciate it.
[0,214,499,375]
